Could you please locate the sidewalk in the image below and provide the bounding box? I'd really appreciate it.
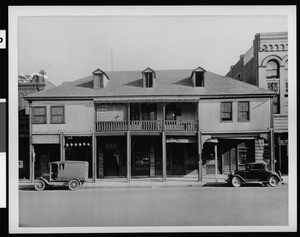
[19,175,288,190]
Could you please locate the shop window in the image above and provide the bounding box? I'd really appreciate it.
[220,102,232,121]
[238,101,250,122]
[32,106,47,124]
[50,106,65,124]
[266,60,279,78]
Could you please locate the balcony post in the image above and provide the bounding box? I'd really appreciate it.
[127,131,131,182]
[29,101,34,183]
[59,131,65,161]
[92,131,96,182]
[162,131,167,182]
[197,99,203,182]
[162,103,166,131]
[127,103,130,130]
[270,96,275,171]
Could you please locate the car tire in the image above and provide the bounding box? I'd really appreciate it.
[268,176,279,187]
[68,179,80,190]
[231,177,241,187]
[34,180,46,191]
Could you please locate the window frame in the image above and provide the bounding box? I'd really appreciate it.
[220,102,233,122]
[266,60,280,79]
[195,71,204,87]
[238,101,250,122]
[50,105,65,124]
[32,106,47,124]
[145,72,154,88]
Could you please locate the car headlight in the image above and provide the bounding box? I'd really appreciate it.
[230,170,234,175]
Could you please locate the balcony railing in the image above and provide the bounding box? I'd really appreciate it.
[95,120,198,132]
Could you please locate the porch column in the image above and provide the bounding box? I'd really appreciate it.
[198,130,202,182]
[270,128,275,171]
[197,99,202,182]
[270,96,275,171]
[162,103,166,182]
[59,131,65,161]
[162,131,167,182]
[127,131,131,182]
[278,135,282,171]
[29,102,34,183]
[92,131,96,182]
[215,144,218,182]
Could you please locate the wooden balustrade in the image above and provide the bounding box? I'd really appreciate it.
[96,120,197,131]
[165,120,197,131]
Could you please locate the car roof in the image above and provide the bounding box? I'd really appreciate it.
[50,161,88,165]
[246,162,266,165]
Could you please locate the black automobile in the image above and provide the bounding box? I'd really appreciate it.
[226,162,283,187]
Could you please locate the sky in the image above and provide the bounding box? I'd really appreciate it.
[17,8,288,86]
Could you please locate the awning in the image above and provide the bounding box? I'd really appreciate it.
[94,96,200,103]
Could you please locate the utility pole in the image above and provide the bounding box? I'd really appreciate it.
[111,49,113,71]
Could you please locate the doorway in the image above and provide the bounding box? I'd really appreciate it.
[104,149,120,176]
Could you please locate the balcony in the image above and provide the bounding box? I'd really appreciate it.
[95,120,198,132]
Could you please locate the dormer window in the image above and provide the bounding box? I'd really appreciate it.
[92,68,109,89]
[191,66,206,87]
[142,67,156,88]
[195,71,204,87]
[145,72,153,88]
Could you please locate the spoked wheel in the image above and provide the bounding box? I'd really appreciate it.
[34,180,46,191]
[268,176,279,187]
[231,177,241,187]
[68,179,80,190]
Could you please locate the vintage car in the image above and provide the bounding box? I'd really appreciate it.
[34,161,89,191]
[226,162,282,187]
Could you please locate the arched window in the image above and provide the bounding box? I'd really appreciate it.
[266,60,279,78]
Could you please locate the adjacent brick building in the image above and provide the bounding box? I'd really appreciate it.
[226,32,288,173]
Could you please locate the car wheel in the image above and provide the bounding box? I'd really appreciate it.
[34,180,46,191]
[68,179,80,190]
[231,177,241,187]
[268,176,279,187]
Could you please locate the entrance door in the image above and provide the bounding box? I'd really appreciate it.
[168,144,185,175]
[104,150,119,176]
[222,140,237,174]
[134,150,150,176]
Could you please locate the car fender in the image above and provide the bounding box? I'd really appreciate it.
[231,174,247,183]
[36,177,50,185]
[268,173,282,182]
[68,177,82,186]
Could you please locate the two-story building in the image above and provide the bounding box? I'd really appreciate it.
[25,66,275,183]
[226,32,288,173]
[18,70,55,179]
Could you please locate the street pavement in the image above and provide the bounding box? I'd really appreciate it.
[18,177,289,228]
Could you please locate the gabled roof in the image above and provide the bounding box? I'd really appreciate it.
[25,68,275,100]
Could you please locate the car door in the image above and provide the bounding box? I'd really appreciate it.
[247,164,261,181]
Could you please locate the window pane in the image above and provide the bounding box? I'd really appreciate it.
[51,107,63,115]
[51,106,64,123]
[221,102,232,121]
[34,115,45,123]
[238,102,249,121]
[266,60,279,78]
[33,107,45,116]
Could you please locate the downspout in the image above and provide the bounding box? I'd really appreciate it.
[29,101,34,183]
